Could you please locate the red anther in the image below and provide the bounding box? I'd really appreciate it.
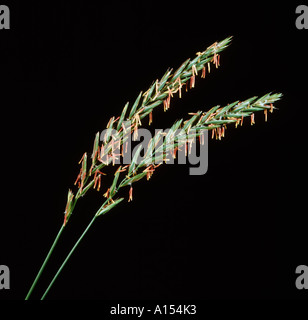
[128,185,133,202]
[103,188,110,198]
[251,113,255,125]
[176,77,183,98]
[74,169,82,186]
[97,175,101,191]
[78,152,86,164]
[149,111,153,125]
[190,75,195,88]
[201,66,206,78]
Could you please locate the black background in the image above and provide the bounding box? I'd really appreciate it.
[0,1,307,301]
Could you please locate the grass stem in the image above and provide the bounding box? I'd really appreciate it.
[25,224,65,300]
[40,215,97,300]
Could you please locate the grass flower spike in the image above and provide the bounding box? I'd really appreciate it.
[25,36,282,300]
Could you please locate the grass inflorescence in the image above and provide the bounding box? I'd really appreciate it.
[25,36,282,300]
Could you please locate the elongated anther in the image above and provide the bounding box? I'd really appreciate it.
[74,169,81,185]
[190,75,195,88]
[251,113,255,125]
[163,99,166,111]
[128,185,133,202]
[192,64,198,76]
[201,66,206,78]
[103,188,110,198]
[78,152,86,164]
[176,77,183,98]
[93,171,98,188]
[97,175,101,191]
[149,111,153,125]
[213,53,217,66]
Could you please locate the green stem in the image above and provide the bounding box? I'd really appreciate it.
[25,224,65,300]
[40,215,97,300]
